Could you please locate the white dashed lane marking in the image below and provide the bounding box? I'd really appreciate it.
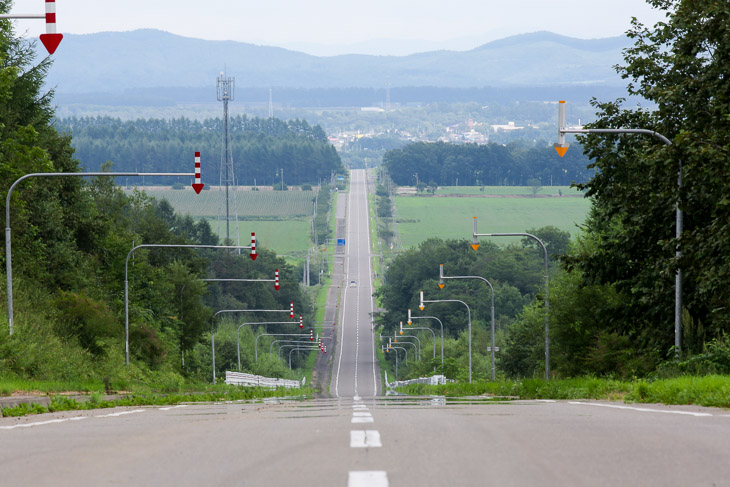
[349,471,389,487]
[350,430,382,448]
[352,412,374,424]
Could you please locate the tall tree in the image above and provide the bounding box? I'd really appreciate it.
[564,0,730,357]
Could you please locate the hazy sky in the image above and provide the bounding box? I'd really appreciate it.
[10,0,668,55]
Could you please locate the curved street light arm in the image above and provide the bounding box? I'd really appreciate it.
[410,315,444,366]
[125,243,252,367]
[407,327,437,359]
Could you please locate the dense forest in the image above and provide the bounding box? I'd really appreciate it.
[0,16,313,385]
[383,141,593,186]
[54,116,345,186]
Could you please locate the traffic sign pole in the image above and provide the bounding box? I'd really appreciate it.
[0,0,65,54]
[192,152,204,193]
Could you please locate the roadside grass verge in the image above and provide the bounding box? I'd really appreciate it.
[397,375,730,408]
[0,384,314,418]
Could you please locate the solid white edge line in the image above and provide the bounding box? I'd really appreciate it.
[95,409,146,418]
[569,401,713,417]
[334,182,353,398]
[364,170,378,397]
[348,471,389,487]
[0,416,88,430]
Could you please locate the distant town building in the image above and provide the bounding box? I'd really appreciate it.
[490,121,524,132]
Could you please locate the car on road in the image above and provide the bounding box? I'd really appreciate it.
[349,280,356,288]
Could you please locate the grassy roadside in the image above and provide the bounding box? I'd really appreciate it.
[0,383,314,418]
[397,375,730,408]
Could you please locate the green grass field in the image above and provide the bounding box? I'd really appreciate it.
[204,218,311,257]
[125,188,316,218]
[434,186,584,196]
[394,194,591,248]
[124,187,317,256]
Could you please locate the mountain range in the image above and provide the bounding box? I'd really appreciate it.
[40,29,631,99]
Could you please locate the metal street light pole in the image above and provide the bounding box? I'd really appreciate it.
[277,340,317,359]
[407,327,437,360]
[254,330,310,363]
[472,216,550,380]
[388,345,407,381]
[5,171,195,335]
[211,308,295,381]
[289,346,320,368]
[395,328,421,360]
[439,264,497,380]
[555,100,680,358]
[408,310,444,366]
[125,243,253,367]
[394,334,420,361]
[420,292,472,382]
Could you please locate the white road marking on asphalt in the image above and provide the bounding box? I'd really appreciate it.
[535,399,557,403]
[353,404,368,410]
[0,416,88,430]
[95,409,146,418]
[348,471,389,487]
[569,401,713,417]
[363,175,378,397]
[351,411,374,423]
[159,405,188,411]
[350,430,382,448]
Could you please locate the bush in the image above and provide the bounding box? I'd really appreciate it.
[53,291,119,355]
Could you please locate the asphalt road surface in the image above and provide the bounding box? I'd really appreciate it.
[3,170,730,486]
[331,169,380,398]
[3,397,730,486]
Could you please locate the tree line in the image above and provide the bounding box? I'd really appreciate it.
[382,141,593,187]
[54,115,345,186]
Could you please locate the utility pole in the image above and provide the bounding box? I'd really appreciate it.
[216,72,240,246]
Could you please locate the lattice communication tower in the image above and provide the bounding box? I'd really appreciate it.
[216,72,240,246]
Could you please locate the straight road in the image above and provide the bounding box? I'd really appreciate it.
[4,169,730,485]
[331,169,380,398]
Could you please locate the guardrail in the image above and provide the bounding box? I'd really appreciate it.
[385,372,452,389]
[225,371,305,389]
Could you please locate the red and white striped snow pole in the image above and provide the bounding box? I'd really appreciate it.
[192,152,204,193]
[274,269,280,290]
[310,329,314,341]
[40,0,63,54]
[290,302,294,319]
[299,314,303,329]
[323,344,327,354]
[250,233,257,260]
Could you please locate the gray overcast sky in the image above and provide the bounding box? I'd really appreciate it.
[10,0,668,55]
